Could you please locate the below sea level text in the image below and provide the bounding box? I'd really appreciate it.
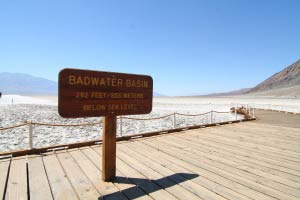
[83,104,137,111]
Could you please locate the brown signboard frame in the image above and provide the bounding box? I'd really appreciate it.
[58,68,153,118]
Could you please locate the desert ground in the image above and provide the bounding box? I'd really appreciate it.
[0,95,299,152]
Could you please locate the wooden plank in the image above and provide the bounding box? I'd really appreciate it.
[27,156,53,200]
[141,139,281,200]
[68,149,104,195]
[176,131,300,183]
[83,150,154,200]
[208,126,300,154]
[5,158,27,200]
[56,151,99,199]
[158,134,300,197]
[220,124,300,145]
[229,123,300,140]
[192,131,300,164]
[92,146,178,200]
[102,115,117,182]
[117,146,205,200]
[188,128,300,165]
[123,140,254,200]
[194,127,300,165]
[142,138,299,200]
[192,131,300,174]
[69,148,146,200]
[244,123,300,136]
[198,128,300,159]
[80,147,129,200]
[118,143,231,200]
[42,153,78,200]
[221,124,300,145]
[0,159,10,199]
[171,133,300,187]
[85,144,152,200]
[138,139,278,200]
[219,131,300,156]
[176,128,300,166]
[112,175,153,200]
[115,155,177,200]
[0,139,102,158]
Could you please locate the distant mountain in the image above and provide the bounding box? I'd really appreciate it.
[0,72,164,96]
[245,85,300,97]
[153,92,165,97]
[0,72,57,95]
[246,60,300,97]
[200,88,251,97]
[190,59,300,98]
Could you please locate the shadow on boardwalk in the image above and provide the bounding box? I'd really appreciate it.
[100,173,199,200]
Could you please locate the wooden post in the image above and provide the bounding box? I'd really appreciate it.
[235,108,237,120]
[29,121,33,149]
[173,112,176,129]
[119,116,123,137]
[102,115,117,182]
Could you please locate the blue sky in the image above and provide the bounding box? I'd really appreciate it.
[0,0,300,96]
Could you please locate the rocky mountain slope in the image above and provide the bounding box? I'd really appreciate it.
[247,60,300,95]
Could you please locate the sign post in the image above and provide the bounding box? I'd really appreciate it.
[102,115,117,181]
[58,68,153,181]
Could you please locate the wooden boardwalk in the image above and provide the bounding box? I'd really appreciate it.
[1,116,300,199]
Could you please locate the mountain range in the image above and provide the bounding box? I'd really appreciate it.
[0,72,57,95]
[1,59,300,97]
[0,72,163,96]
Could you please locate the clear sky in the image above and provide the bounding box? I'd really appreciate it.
[0,0,300,96]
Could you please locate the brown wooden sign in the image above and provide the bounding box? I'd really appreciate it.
[58,68,153,118]
[58,68,153,182]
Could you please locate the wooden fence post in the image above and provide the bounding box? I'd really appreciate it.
[119,116,123,137]
[173,112,176,129]
[235,108,237,120]
[29,121,33,149]
[102,115,117,182]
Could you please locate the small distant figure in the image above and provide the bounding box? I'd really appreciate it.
[0,92,1,99]
[12,98,13,104]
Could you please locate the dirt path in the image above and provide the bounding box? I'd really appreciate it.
[254,109,300,128]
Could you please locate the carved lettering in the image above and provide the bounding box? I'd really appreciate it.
[68,75,125,88]
[83,104,106,111]
[59,69,153,117]
[126,79,148,88]
[69,75,76,85]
